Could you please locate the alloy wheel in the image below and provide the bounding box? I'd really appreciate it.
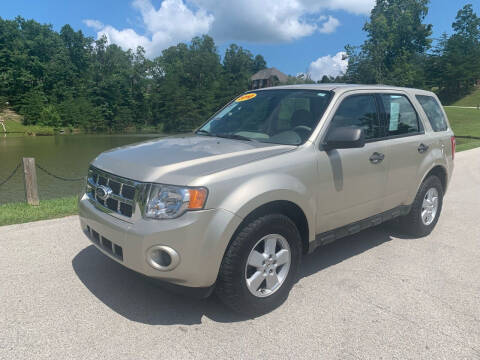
[244,234,291,298]
[421,187,439,226]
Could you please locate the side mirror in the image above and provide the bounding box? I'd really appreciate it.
[323,126,365,151]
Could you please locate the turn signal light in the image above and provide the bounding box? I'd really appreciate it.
[188,188,208,209]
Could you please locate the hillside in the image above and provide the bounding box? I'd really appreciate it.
[0,109,54,136]
[445,107,480,152]
[0,108,22,123]
[451,88,480,107]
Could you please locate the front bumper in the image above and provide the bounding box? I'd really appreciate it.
[78,194,242,288]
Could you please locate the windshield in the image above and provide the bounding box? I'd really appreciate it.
[197,89,332,145]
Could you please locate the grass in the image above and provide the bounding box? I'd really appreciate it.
[1,109,55,136]
[1,108,165,136]
[3,119,55,136]
[454,138,480,152]
[451,88,480,107]
[0,196,78,227]
[444,107,480,152]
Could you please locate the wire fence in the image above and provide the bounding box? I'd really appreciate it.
[0,162,22,188]
[0,160,85,204]
[0,162,84,188]
[35,163,84,182]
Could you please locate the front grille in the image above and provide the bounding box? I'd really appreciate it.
[86,166,140,219]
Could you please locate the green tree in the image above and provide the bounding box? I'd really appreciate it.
[0,16,270,133]
[320,75,333,83]
[149,35,224,131]
[452,4,480,40]
[222,44,267,100]
[19,89,46,125]
[252,55,267,73]
[39,104,61,127]
[222,44,255,97]
[346,0,432,87]
[426,4,480,102]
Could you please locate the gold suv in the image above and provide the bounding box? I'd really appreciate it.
[79,85,455,315]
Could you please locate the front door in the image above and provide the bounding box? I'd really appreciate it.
[315,93,389,233]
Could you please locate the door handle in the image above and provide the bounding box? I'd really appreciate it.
[369,152,385,164]
[418,143,429,153]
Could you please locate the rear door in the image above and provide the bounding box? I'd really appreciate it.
[415,93,455,185]
[377,92,431,210]
[415,94,455,160]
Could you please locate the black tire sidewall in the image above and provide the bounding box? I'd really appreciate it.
[410,175,444,236]
[216,214,302,315]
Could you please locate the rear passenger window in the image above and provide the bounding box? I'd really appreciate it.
[330,95,380,140]
[381,94,420,136]
[416,95,448,132]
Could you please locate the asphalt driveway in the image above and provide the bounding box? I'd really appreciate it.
[1,148,479,359]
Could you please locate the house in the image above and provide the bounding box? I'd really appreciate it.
[250,67,288,89]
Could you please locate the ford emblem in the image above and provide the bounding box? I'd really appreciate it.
[96,185,113,201]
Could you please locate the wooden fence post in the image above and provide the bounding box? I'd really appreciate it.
[22,157,39,206]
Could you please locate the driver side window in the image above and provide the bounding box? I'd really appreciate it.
[330,95,380,140]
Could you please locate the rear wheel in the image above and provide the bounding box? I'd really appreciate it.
[215,214,302,316]
[399,175,443,237]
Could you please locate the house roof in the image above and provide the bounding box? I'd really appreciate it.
[251,67,288,83]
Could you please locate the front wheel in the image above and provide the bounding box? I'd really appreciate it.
[399,175,444,237]
[215,214,302,316]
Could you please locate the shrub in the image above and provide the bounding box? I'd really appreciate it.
[39,105,61,127]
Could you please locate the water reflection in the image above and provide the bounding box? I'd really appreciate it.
[0,134,164,204]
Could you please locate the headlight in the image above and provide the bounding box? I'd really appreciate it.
[145,184,208,219]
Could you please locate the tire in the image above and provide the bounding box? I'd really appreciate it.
[399,175,444,237]
[215,213,302,316]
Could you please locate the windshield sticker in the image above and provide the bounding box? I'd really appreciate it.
[236,93,257,102]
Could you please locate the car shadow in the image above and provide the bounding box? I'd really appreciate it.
[72,225,395,325]
[300,225,393,279]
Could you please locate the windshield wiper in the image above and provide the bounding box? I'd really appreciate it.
[195,129,213,136]
[214,133,257,142]
[196,129,256,142]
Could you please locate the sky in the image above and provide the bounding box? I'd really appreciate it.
[1,0,478,81]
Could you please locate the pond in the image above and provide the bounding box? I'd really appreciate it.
[0,134,165,204]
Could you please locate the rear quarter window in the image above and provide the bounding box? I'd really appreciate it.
[416,95,448,132]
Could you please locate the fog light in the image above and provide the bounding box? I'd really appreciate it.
[153,250,171,267]
[146,245,180,271]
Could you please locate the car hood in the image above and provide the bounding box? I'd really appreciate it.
[91,135,295,184]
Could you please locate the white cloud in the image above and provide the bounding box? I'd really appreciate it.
[97,26,151,52]
[192,0,316,42]
[193,0,372,42]
[131,0,213,55]
[83,19,104,31]
[84,0,374,57]
[320,0,374,15]
[318,16,340,34]
[308,51,348,81]
[85,0,213,57]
